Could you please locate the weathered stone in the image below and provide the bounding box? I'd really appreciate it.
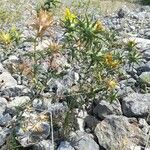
[95,115,146,150]
[0,98,7,115]
[0,128,10,147]
[0,72,17,90]
[139,72,150,85]
[122,93,150,117]
[0,114,11,126]
[33,140,54,150]
[7,96,30,109]
[93,100,122,119]
[16,111,50,147]
[0,85,30,98]
[57,141,75,150]
[69,131,99,150]
[84,115,99,130]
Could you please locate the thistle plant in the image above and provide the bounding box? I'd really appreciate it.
[124,40,142,68]
[37,0,60,12]
[0,26,21,61]
[0,3,143,147]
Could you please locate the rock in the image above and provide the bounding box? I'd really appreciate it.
[0,128,10,147]
[117,6,129,18]
[119,78,136,87]
[138,118,150,134]
[16,111,50,147]
[0,98,7,115]
[0,64,5,74]
[143,50,150,61]
[76,109,88,131]
[136,62,150,75]
[69,131,99,150]
[145,31,150,39]
[122,93,150,117]
[57,141,75,150]
[84,116,99,131]
[139,72,150,85]
[33,140,54,150]
[93,100,122,119]
[32,98,43,109]
[118,86,134,98]
[8,55,20,64]
[0,114,11,126]
[123,37,150,51]
[47,70,79,95]
[7,96,30,111]
[0,85,30,98]
[47,102,68,116]
[0,72,17,90]
[95,115,146,150]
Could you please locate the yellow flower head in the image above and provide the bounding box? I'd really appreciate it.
[64,8,77,22]
[104,53,120,69]
[0,31,11,45]
[107,79,118,90]
[94,21,104,31]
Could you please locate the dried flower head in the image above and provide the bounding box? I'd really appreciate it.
[31,9,53,37]
[31,122,45,133]
[39,114,49,121]
[18,62,33,78]
[104,53,120,69]
[47,41,62,53]
[94,20,104,31]
[107,79,119,90]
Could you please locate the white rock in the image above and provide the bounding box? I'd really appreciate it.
[57,141,75,150]
[8,96,30,108]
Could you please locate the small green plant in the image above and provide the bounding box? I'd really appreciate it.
[36,0,60,12]
[0,26,21,61]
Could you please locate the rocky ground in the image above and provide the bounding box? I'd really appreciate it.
[0,1,150,150]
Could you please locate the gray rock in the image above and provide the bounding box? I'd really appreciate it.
[95,115,146,150]
[145,31,150,39]
[0,85,30,98]
[143,49,150,61]
[69,131,99,150]
[0,128,10,146]
[136,62,150,75]
[57,141,75,150]
[123,37,150,51]
[16,111,50,147]
[32,98,43,109]
[8,55,20,64]
[0,98,7,115]
[0,114,11,126]
[138,118,150,134]
[0,72,17,90]
[84,116,99,130]
[33,140,54,150]
[119,78,136,87]
[7,96,30,108]
[118,86,134,98]
[122,93,150,117]
[139,72,150,85]
[17,121,50,147]
[93,100,122,119]
[0,64,5,74]
[117,6,130,18]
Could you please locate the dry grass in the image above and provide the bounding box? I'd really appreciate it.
[58,0,139,15]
